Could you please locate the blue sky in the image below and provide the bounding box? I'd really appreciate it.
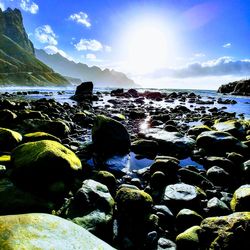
[1,0,250,89]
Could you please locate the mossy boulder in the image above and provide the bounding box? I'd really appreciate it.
[200,212,250,250]
[0,213,115,250]
[188,125,212,137]
[176,209,203,232]
[17,119,70,138]
[213,120,246,139]
[10,140,82,196]
[196,131,246,155]
[0,127,22,152]
[176,225,201,250]
[116,187,153,218]
[23,131,61,143]
[230,185,250,212]
[92,115,130,156]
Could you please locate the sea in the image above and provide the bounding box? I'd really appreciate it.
[0,86,249,119]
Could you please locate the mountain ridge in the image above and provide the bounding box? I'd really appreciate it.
[35,49,136,87]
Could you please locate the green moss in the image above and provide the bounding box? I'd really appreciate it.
[230,185,250,212]
[10,140,82,193]
[23,132,61,143]
[0,155,11,164]
[176,225,201,249]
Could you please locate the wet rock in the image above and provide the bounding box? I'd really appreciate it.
[176,209,203,232]
[92,115,130,156]
[111,88,124,96]
[200,212,250,249]
[176,225,201,250]
[116,187,153,249]
[157,238,176,250]
[213,120,245,139]
[17,119,70,138]
[142,129,195,158]
[0,213,115,250]
[0,128,22,152]
[127,88,139,98]
[206,166,231,187]
[196,131,246,155]
[230,184,250,212]
[94,171,117,196]
[23,131,61,143]
[163,183,206,213]
[206,197,230,216]
[218,79,250,96]
[131,139,158,157]
[11,140,82,197]
[71,81,93,101]
[0,109,17,126]
[204,156,235,174]
[58,179,114,240]
[242,160,250,182]
[0,178,53,215]
[188,125,212,137]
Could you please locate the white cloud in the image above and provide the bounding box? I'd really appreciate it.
[86,53,96,60]
[0,1,5,10]
[20,0,39,14]
[148,57,250,79]
[223,43,231,48]
[75,39,103,51]
[105,45,112,52]
[44,45,73,61]
[69,12,91,28]
[35,25,58,45]
[194,53,205,57]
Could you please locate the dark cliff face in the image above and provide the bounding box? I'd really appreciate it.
[0,8,34,54]
[218,79,250,96]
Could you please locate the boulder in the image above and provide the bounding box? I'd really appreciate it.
[200,212,250,249]
[230,184,250,212]
[142,128,195,158]
[23,131,61,143]
[71,81,94,101]
[131,139,158,156]
[188,125,212,138]
[10,140,82,196]
[163,183,206,213]
[0,109,17,126]
[213,120,245,139]
[0,213,115,250]
[0,127,22,152]
[58,179,114,240]
[92,115,130,156]
[176,225,201,250]
[206,197,230,216]
[196,131,246,155]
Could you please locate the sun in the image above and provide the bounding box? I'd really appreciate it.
[120,17,176,74]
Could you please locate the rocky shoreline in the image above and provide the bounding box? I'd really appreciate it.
[0,82,249,249]
[218,79,250,96]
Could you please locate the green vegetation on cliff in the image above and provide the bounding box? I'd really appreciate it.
[0,8,69,86]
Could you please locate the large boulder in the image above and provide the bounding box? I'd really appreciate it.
[10,140,82,196]
[230,184,250,212]
[0,127,22,152]
[196,131,246,155]
[58,179,114,240]
[200,212,250,249]
[142,128,195,158]
[0,213,115,250]
[92,115,130,156]
[163,183,206,213]
[71,81,94,101]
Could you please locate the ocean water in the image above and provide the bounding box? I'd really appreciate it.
[0,86,249,119]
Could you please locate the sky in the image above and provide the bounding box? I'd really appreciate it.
[1,0,250,89]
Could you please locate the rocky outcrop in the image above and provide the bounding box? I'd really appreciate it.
[218,79,250,96]
[0,8,69,86]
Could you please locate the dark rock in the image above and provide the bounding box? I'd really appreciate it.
[206,197,230,216]
[0,128,22,152]
[92,115,130,156]
[71,81,93,101]
[230,185,250,212]
[218,79,250,96]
